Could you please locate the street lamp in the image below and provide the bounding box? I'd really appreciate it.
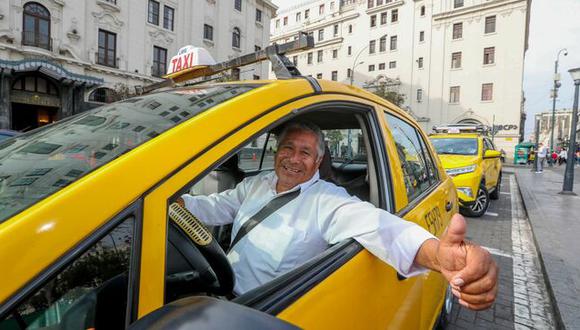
[349,33,388,85]
[560,67,580,195]
[549,48,568,165]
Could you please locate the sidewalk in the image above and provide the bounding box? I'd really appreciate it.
[514,165,580,330]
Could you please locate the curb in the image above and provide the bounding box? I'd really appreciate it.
[513,172,566,330]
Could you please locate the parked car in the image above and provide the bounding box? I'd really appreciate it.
[430,125,502,217]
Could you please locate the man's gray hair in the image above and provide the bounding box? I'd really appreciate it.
[277,121,325,161]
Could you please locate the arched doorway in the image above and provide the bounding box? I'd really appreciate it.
[88,87,118,104]
[11,75,60,131]
[457,118,484,125]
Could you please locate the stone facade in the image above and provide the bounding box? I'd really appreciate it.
[0,0,276,130]
[270,0,530,155]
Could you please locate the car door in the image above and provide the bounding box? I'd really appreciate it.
[137,92,435,329]
[482,138,498,189]
[381,109,456,329]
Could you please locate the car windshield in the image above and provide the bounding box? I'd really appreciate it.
[0,84,259,223]
[430,138,478,155]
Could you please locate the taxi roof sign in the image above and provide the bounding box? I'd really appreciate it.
[167,46,216,75]
[432,124,490,135]
[139,32,314,94]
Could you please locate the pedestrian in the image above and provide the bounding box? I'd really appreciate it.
[559,148,567,165]
[551,150,558,166]
[528,150,535,165]
[537,143,547,173]
[576,149,580,167]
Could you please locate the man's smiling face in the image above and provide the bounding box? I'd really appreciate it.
[274,128,322,193]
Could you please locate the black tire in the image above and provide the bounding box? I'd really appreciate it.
[460,184,489,217]
[434,285,453,330]
[489,173,501,200]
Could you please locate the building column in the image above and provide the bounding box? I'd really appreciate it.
[59,83,74,119]
[72,85,87,114]
[0,70,12,129]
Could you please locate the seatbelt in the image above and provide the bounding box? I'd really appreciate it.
[229,188,301,251]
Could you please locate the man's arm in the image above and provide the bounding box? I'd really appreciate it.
[414,214,498,310]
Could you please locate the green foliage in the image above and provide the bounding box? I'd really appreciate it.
[371,84,405,106]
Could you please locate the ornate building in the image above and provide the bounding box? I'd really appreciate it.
[0,0,276,131]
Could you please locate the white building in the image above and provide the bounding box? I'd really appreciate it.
[271,0,530,154]
[534,109,575,148]
[0,0,276,131]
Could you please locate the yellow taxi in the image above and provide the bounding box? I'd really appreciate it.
[429,125,502,217]
[0,35,458,329]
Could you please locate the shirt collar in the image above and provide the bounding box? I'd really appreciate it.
[265,170,320,195]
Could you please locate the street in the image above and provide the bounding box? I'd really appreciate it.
[447,169,558,330]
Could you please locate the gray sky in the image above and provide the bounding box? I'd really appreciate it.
[271,0,580,139]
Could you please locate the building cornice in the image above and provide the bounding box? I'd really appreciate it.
[277,0,323,15]
[258,0,278,14]
[365,0,405,15]
[432,0,527,21]
[271,12,359,42]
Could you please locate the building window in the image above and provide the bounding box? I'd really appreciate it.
[417,57,424,69]
[348,24,353,33]
[368,0,374,9]
[163,6,174,30]
[381,12,387,25]
[22,2,51,50]
[348,46,352,55]
[307,52,313,64]
[450,86,460,103]
[283,16,288,25]
[452,22,463,39]
[152,46,167,77]
[389,61,396,68]
[331,71,338,81]
[88,87,118,103]
[256,9,262,22]
[317,50,323,62]
[318,29,324,41]
[253,74,260,80]
[319,4,325,15]
[275,19,280,28]
[296,12,301,21]
[332,49,338,58]
[292,56,298,65]
[333,24,339,36]
[370,15,377,27]
[308,31,314,39]
[234,0,242,11]
[390,35,397,50]
[305,9,310,19]
[204,24,213,40]
[454,0,464,8]
[483,47,495,65]
[148,0,160,25]
[451,52,462,68]
[377,0,383,5]
[420,5,426,16]
[419,31,425,42]
[417,89,423,102]
[391,9,398,23]
[255,45,261,52]
[317,73,323,79]
[369,40,376,54]
[232,27,241,48]
[347,68,352,77]
[379,36,386,52]
[97,29,117,67]
[379,62,385,70]
[481,83,493,101]
[330,1,335,11]
[485,15,496,34]
[231,68,240,80]
[368,64,375,72]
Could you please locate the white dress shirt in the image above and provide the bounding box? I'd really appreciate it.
[182,170,435,295]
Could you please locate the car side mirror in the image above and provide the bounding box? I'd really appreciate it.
[128,296,299,330]
[483,150,501,159]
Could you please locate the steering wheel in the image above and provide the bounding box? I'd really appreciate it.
[167,202,234,296]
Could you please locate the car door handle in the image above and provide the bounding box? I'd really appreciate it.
[445,201,453,212]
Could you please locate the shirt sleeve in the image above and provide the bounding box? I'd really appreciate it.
[319,188,436,277]
[181,177,250,226]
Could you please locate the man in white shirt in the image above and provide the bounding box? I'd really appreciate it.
[180,121,498,310]
[559,148,567,165]
[537,143,547,172]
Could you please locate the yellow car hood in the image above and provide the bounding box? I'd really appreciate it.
[437,154,479,169]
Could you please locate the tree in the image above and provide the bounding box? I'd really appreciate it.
[371,83,405,106]
[325,130,343,156]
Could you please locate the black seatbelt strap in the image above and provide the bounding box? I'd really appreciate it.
[229,188,301,251]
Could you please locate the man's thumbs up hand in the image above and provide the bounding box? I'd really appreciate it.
[437,214,498,310]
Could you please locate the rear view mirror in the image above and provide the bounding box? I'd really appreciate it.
[483,150,501,159]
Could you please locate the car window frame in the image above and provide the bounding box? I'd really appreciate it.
[383,111,442,216]
[0,199,144,327]
[158,98,394,315]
